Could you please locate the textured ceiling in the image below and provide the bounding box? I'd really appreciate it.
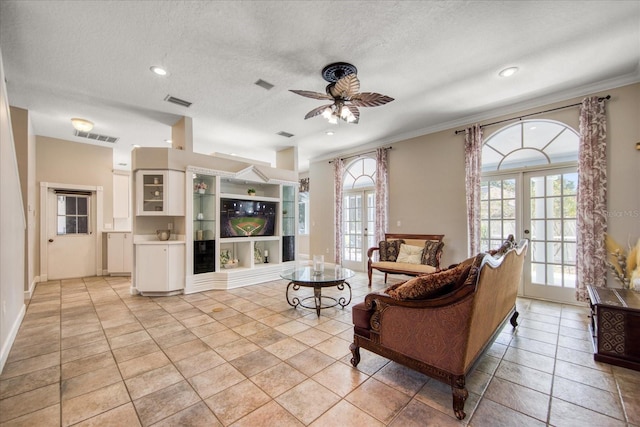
[1,1,639,171]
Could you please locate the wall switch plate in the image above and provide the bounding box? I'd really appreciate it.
[104,223,113,230]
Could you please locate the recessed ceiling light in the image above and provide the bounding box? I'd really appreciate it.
[498,67,519,77]
[150,66,168,76]
[131,144,141,148]
[164,139,172,144]
[326,131,334,136]
[230,153,237,156]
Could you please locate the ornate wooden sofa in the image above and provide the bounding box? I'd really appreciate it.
[351,239,527,420]
[367,233,444,286]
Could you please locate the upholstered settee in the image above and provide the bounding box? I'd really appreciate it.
[351,239,527,420]
[367,233,444,286]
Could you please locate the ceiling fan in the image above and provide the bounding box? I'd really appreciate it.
[290,62,394,124]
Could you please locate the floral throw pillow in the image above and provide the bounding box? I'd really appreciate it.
[421,240,444,266]
[379,239,404,262]
[385,263,469,300]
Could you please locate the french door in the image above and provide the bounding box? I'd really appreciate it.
[342,190,375,271]
[481,166,578,303]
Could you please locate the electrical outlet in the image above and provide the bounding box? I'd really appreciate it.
[168,223,173,230]
[326,248,329,254]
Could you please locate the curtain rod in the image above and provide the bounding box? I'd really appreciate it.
[328,146,393,163]
[454,95,611,135]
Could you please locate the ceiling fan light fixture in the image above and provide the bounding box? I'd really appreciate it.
[71,118,94,132]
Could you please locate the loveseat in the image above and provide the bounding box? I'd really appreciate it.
[351,238,527,420]
[367,233,444,286]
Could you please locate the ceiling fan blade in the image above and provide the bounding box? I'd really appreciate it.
[289,89,333,101]
[350,92,394,107]
[329,73,360,99]
[304,104,333,120]
[346,105,360,123]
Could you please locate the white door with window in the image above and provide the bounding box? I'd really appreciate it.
[341,158,377,271]
[342,190,375,271]
[481,120,579,303]
[47,190,96,279]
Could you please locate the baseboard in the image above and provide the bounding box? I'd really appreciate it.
[0,302,26,374]
[23,277,38,300]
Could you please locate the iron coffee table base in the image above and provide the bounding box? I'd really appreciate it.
[286,281,352,317]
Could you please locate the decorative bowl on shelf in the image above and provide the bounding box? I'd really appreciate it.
[156,229,171,241]
[223,261,238,269]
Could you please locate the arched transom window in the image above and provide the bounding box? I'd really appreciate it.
[482,120,579,172]
[343,157,376,189]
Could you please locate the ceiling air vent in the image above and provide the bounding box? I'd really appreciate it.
[255,79,274,90]
[164,95,192,108]
[74,130,119,143]
[277,131,294,138]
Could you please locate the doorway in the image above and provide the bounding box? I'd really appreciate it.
[342,190,375,271]
[481,167,578,303]
[481,120,579,303]
[341,157,376,272]
[40,183,103,281]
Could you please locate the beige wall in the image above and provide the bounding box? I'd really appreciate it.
[0,51,26,372]
[36,136,114,274]
[309,83,640,272]
[10,107,37,293]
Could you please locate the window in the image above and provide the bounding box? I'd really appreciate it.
[57,194,90,235]
[298,191,309,234]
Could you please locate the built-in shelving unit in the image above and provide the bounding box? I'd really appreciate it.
[184,165,298,293]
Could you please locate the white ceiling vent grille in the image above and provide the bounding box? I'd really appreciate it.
[164,95,192,108]
[74,130,119,143]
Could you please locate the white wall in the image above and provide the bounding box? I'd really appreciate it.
[309,83,640,272]
[0,49,26,373]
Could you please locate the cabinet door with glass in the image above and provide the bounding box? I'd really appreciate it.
[192,174,216,274]
[135,170,185,216]
[282,184,296,262]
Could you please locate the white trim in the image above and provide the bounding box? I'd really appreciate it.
[23,276,38,299]
[0,302,26,373]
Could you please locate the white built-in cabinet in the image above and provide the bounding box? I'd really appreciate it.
[135,243,185,293]
[107,232,132,274]
[135,170,185,216]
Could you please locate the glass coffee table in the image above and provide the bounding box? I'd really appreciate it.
[281,266,354,317]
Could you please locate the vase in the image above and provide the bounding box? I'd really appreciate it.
[197,189,205,194]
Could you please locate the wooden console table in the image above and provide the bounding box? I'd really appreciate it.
[587,285,640,371]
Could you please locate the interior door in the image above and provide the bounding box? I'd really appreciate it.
[47,189,96,279]
[522,168,578,303]
[342,190,375,271]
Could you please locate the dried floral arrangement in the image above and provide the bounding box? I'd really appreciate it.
[605,234,640,290]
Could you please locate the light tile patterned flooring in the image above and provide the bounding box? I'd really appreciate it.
[1,273,639,426]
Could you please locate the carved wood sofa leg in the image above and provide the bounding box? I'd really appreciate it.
[510,310,519,327]
[452,384,469,420]
[349,343,361,367]
[384,273,388,283]
[367,267,372,287]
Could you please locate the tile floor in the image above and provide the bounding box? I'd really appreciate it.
[1,273,639,426]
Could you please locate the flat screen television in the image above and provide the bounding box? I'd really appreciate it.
[220,198,277,238]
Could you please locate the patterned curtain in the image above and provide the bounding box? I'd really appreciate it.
[576,96,608,301]
[465,124,483,256]
[375,148,389,245]
[333,158,345,265]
